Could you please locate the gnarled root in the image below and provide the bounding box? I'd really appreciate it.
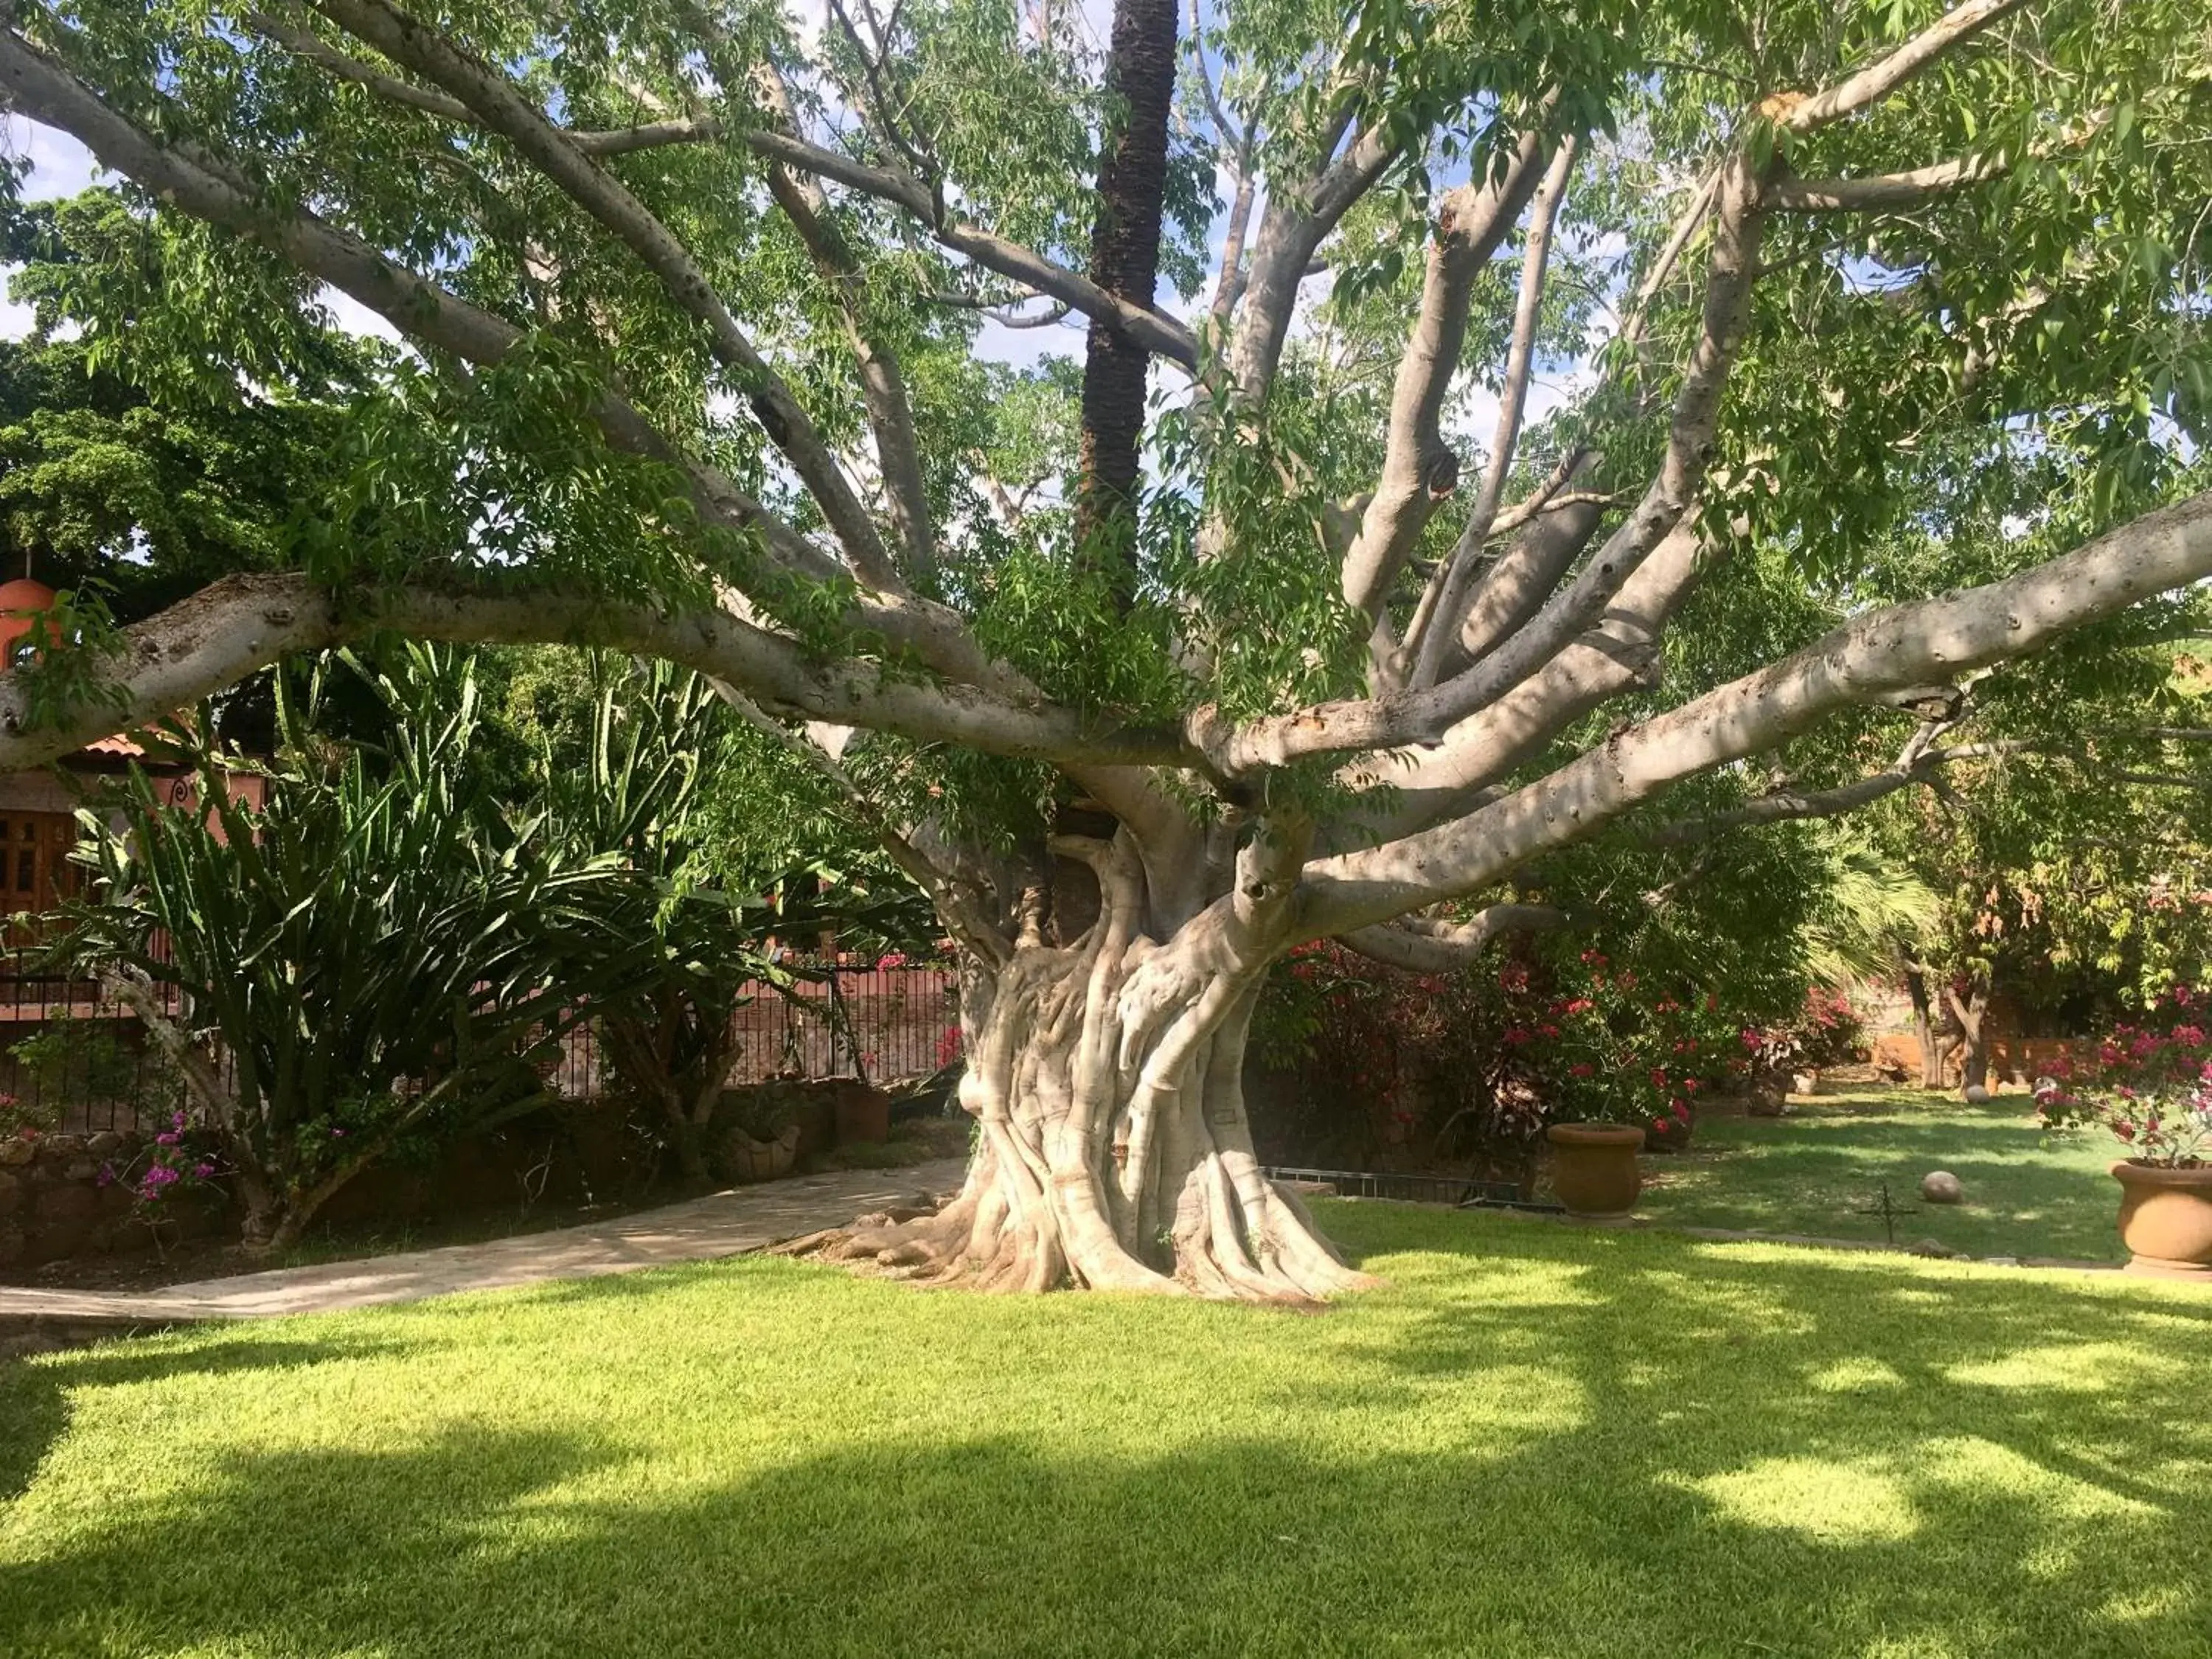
[779,840,1380,1306]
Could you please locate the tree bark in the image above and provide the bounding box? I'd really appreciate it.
[786,832,1378,1302]
[1073,0,1178,588]
[1903,964,1946,1090]
[1945,980,1991,1092]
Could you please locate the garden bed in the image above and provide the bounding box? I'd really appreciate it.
[2,1113,971,1295]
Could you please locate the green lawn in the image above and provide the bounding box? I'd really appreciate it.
[1634,1088,2129,1262]
[6,1205,2209,1657]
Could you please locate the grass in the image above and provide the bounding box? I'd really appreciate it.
[1635,1087,2130,1262]
[5,1204,2210,1657]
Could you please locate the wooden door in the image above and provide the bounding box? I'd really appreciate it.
[0,811,82,916]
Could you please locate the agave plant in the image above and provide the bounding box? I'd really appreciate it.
[44,648,641,1251]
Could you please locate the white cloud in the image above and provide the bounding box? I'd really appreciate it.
[0,283,36,343]
[313,284,403,342]
[1,116,100,202]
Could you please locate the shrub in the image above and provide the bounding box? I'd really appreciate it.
[42,650,642,1251]
[0,1090,58,1139]
[2035,989,2212,1166]
[1748,985,1866,1080]
[1256,941,1776,1169]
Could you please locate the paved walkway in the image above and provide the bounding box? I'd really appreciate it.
[0,1158,967,1346]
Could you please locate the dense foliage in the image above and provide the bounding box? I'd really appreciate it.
[38,650,641,1248]
[540,656,935,1181]
[1258,932,1823,1176]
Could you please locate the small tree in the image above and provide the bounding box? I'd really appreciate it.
[549,661,803,1182]
[44,650,637,1250]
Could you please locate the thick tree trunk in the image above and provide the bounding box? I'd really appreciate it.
[788,835,1378,1304]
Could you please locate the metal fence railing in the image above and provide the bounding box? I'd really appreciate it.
[0,950,964,1139]
[1263,1165,1565,1213]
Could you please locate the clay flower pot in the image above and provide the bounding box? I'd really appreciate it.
[1547,1124,1646,1217]
[720,1122,800,1185]
[830,1081,893,1146]
[2112,1161,2212,1279]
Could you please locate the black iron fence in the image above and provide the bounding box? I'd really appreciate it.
[1263,1164,1565,1212]
[1,950,964,1138]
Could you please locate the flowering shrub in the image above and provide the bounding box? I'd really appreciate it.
[0,1089,60,1140]
[1255,939,1782,1164]
[2034,989,2212,1166]
[98,1110,228,1206]
[1751,984,1865,1079]
[1542,953,1745,1138]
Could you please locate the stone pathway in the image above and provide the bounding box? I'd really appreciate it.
[0,1158,967,1349]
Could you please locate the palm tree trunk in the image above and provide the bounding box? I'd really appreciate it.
[1074,0,1179,590]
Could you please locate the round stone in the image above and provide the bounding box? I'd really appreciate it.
[1921,1170,1964,1205]
[1963,1083,1990,1104]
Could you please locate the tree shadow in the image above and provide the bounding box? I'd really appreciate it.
[1,1412,2202,1656]
[2,1214,2206,1657]
[1,1327,418,1508]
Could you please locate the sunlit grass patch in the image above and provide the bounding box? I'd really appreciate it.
[3,1201,2208,1658]
[1638,1088,2127,1259]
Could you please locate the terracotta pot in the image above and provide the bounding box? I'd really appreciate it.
[1546,1124,1646,1217]
[2112,1161,2212,1279]
[831,1082,892,1147]
[721,1123,800,1185]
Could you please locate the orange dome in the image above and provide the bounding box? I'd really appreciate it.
[0,578,58,660]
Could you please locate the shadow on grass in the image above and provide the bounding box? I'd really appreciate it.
[4,1213,2208,1657]
[0,1330,417,1509]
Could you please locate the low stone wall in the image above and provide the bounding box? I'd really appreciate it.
[1868,1032,2083,1088]
[0,1131,230,1269]
[1,1080,905,1273]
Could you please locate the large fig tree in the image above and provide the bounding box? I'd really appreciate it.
[1,0,2208,1298]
